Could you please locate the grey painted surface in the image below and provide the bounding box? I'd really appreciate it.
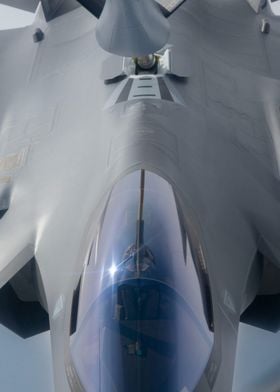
[0,0,38,12]
[0,1,280,391]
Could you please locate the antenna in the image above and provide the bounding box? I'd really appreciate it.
[135,169,145,278]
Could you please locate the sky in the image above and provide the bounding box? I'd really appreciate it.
[0,325,54,392]
[0,2,280,392]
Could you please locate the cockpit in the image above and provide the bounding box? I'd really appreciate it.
[69,170,214,392]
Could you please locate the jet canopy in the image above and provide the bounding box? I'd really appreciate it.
[70,170,214,392]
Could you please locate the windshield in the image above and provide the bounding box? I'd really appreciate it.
[70,170,214,392]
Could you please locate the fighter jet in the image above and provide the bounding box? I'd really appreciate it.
[0,0,280,391]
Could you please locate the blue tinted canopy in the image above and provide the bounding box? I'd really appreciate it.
[70,170,213,392]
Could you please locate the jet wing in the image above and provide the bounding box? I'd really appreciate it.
[0,0,39,12]
[241,257,280,332]
[0,0,80,21]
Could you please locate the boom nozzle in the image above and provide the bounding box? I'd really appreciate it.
[95,0,170,57]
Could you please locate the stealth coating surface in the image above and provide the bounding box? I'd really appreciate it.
[0,1,279,391]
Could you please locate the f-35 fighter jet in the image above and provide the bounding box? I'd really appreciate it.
[0,0,280,391]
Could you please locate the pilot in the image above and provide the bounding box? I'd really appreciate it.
[122,243,155,274]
